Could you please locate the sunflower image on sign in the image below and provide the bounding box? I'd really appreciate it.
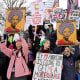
[57,20,77,46]
[5,7,26,33]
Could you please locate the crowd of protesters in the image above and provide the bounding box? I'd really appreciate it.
[0,20,80,80]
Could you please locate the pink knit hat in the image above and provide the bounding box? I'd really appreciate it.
[16,39,21,42]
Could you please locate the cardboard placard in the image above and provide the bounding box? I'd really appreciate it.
[32,53,63,80]
[57,20,77,46]
[5,7,26,33]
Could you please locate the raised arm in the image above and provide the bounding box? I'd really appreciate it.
[21,38,28,63]
[41,22,46,33]
[73,41,80,60]
[0,42,12,58]
[73,45,80,60]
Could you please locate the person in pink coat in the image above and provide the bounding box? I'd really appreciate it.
[0,38,30,80]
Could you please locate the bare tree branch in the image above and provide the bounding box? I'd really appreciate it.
[3,0,9,8]
[12,0,19,8]
[3,0,26,8]
[0,22,5,26]
[9,0,12,8]
[0,14,6,21]
[19,0,24,8]
[8,0,12,8]
[7,0,10,8]
[15,0,19,7]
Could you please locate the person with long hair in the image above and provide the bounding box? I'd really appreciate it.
[33,39,54,65]
[0,38,30,80]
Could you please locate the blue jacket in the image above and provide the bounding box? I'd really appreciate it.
[61,45,79,80]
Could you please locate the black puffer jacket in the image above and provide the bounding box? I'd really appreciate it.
[0,50,7,75]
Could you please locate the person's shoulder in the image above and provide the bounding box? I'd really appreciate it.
[48,50,54,54]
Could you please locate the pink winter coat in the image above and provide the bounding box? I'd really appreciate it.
[0,39,29,79]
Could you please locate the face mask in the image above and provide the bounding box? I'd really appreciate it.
[49,29,52,33]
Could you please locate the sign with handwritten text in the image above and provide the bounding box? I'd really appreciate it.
[32,53,63,80]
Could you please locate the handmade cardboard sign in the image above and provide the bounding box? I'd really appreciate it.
[32,53,63,80]
[31,12,43,26]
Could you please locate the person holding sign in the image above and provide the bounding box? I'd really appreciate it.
[42,22,57,51]
[33,39,61,64]
[33,39,53,64]
[56,40,79,80]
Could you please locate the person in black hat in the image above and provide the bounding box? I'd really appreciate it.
[48,24,53,30]
[42,22,57,52]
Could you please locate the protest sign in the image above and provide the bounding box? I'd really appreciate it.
[50,8,65,23]
[32,53,63,80]
[5,7,26,33]
[79,9,80,29]
[44,0,59,24]
[25,16,32,24]
[59,0,67,9]
[31,12,43,26]
[30,0,44,26]
[52,0,59,11]
[63,9,67,20]
[67,0,78,16]
[69,9,79,29]
[44,9,50,24]
[45,0,54,9]
[24,16,32,31]
[30,0,44,40]
[57,20,77,46]
[30,0,44,14]
[67,0,78,9]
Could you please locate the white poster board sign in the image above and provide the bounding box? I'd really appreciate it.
[50,8,65,22]
[31,12,43,26]
[30,0,44,25]
[24,16,32,31]
[69,9,79,29]
[59,0,67,9]
[30,0,44,14]
[32,53,63,80]
[45,0,54,9]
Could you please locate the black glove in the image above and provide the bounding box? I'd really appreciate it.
[0,36,1,41]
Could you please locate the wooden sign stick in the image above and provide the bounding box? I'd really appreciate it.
[34,25,37,41]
